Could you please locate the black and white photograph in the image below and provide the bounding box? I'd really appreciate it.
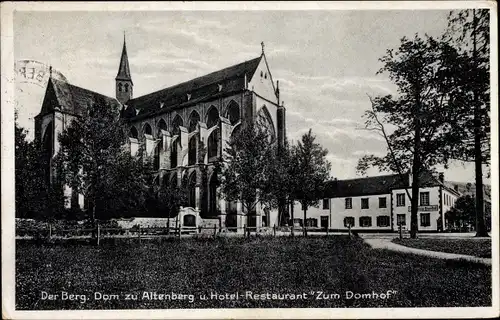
[1,1,498,319]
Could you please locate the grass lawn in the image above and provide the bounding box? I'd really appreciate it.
[16,236,491,310]
[392,238,492,258]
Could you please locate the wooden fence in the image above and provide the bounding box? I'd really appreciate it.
[16,223,334,243]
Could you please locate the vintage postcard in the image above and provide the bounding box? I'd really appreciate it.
[1,1,498,319]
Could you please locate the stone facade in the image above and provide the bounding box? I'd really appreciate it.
[34,38,286,231]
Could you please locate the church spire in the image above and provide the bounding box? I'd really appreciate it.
[115,33,133,104]
[116,33,132,83]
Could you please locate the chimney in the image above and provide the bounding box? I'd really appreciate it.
[438,172,444,183]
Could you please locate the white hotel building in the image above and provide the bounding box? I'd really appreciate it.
[295,171,461,232]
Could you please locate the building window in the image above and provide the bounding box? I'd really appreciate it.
[320,216,329,229]
[124,83,129,93]
[323,198,329,210]
[344,217,355,227]
[377,216,390,227]
[188,136,197,166]
[396,193,405,207]
[361,198,369,209]
[397,214,406,226]
[306,218,317,228]
[379,197,387,208]
[359,216,372,227]
[118,83,123,92]
[345,198,352,209]
[420,213,430,227]
[420,192,430,206]
[293,218,303,227]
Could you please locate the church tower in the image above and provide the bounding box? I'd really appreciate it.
[115,34,133,104]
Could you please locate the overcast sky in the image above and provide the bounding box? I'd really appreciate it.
[14,9,487,183]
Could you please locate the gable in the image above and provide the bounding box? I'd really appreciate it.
[36,78,121,118]
[38,79,61,118]
[248,55,278,104]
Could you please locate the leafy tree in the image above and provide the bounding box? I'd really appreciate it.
[154,183,187,231]
[219,121,275,224]
[15,114,64,220]
[57,97,148,229]
[16,114,40,218]
[445,195,475,231]
[264,138,305,231]
[293,129,330,237]
[443,9,490,237]
[357,35,461,238]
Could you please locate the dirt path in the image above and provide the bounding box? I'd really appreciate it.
[363,238,492,265]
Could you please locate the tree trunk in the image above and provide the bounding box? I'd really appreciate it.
[167,215,171,235]
[472,9,489,237]
[410,96,422,239]
[410,170,420,239]
[91,202,97,241]
[278,197,287,226]
[303,205,307,237]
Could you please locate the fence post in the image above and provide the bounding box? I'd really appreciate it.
[244,224,247,238]
[326,226,329,237]
[177,215,181,239]
[399,224,403,239]
[97,223,100,246]
[348,224,351,237]
[49,223,52,240]
[273,224,276,237]
[213,224,217,238]
[138,226,141,243]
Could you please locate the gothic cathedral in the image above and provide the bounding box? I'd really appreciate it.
[34,37,286,230]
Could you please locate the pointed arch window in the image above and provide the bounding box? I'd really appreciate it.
[206,107,219,129]
[209,173,219,216]
[153,141,163,171]
[187,172,197,208]
[208,128,220,162]
[188,136,197,166]
[129,126,138,139]
[143,123,152,136]
[118,83,123,92]
[256,106,276,142]
[171,139,179,168]
[226,101,240,126]
[124,83,129,93]
[172,115,183,136]
[230,124,241,143]
[188,111,201,133]
[157,119,168,136]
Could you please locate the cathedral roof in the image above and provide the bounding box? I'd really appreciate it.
[116,37,132,83]
[123,56,262,119]
[37,78,120,117]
